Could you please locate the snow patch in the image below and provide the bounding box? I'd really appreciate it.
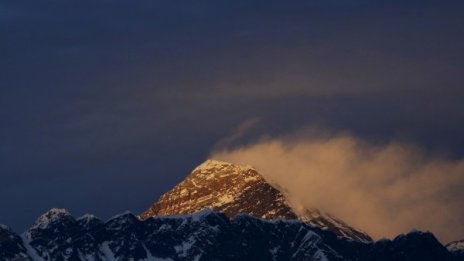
[214,194,234,205]
[0,224,10,230]
[20,234,45,261]
[313,249,329,261]
[174,236,196,257]
[193,159,255,174]
[191,208,214,222]
[447,240,464,252]
[100,242,116,261]
[108,211,133,220]
[77,214,98,221]
[270,246,280,260]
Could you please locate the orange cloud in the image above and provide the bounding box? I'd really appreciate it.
[211,133,464,243]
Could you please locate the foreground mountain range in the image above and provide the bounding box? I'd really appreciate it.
[1,159,463,260]
[1,208,463,261]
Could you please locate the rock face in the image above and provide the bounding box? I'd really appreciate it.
[0,208,457,261]
[446,239,464,260]
[0,225,29,261]
[140,159,372,242]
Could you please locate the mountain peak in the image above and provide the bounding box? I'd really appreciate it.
[30,208,71,230]
[141,160,372,242]
[140,160,266,219]
[194,159,235,169]
[0,224,10,231]
[192,159,255,175]
[76,213,98,221]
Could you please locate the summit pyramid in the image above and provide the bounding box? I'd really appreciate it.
[140,160,372,242]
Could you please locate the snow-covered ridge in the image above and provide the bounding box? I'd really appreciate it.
[29,208,71,230]
[0,208,457,261]
[192,159,255,174]
[77,213,98,221]
[446,239,464,252]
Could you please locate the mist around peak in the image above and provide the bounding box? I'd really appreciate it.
[212,132,464,243]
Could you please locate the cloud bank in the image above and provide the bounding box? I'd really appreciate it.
[212,133,464,243]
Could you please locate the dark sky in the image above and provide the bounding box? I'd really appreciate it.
[1,0,464,232]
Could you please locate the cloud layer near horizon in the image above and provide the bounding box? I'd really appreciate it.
[212,133,464,243]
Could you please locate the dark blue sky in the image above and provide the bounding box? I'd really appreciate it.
[1,0,464,231]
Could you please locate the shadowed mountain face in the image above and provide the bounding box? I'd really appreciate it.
[0,208,459,261]
[140,159,372,242]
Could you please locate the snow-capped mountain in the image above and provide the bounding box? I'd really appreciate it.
[140,159,371,242]
[1,159,462,260]
[0,208,459,261]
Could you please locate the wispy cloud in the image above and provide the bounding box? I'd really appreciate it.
[212,131,464,243]
[213,118,260,150]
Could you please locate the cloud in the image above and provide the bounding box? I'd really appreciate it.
[213,118,260,150]
[211,132,464,243]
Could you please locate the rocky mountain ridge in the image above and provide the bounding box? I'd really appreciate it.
[2,159,463,260]
[1,208,462,261]
[140,159,371,242]
[447,240,464,260]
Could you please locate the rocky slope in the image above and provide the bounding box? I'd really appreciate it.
[447,239,464,260]
[140,159,371,242]
[0,208,458,261]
